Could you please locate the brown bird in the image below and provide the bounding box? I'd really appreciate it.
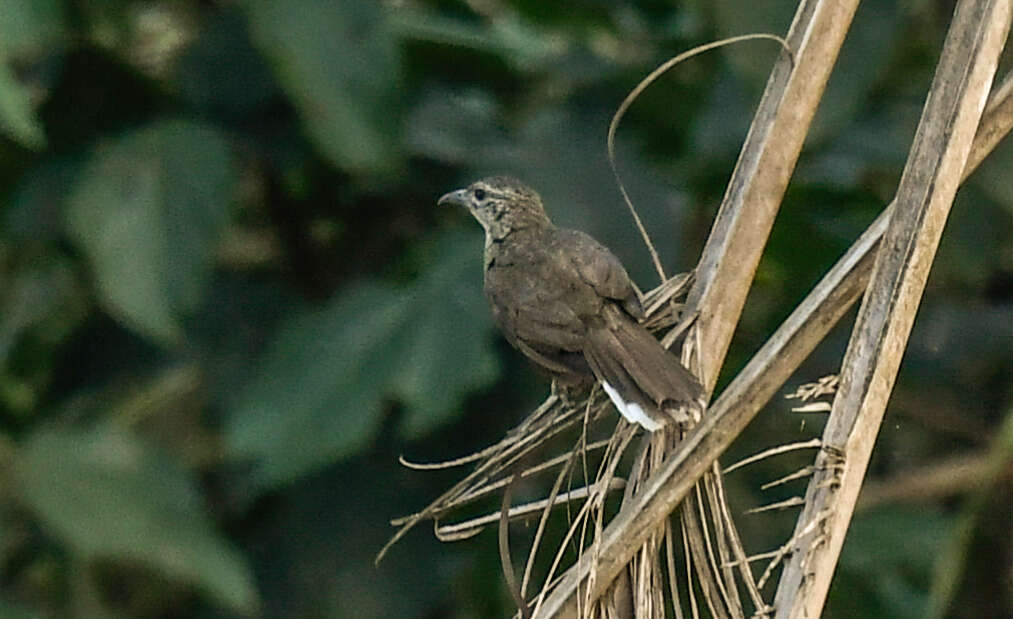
[440,176,703,431]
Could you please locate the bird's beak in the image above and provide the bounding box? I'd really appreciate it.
[438,188,468,208]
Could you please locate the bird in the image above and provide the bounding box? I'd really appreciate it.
[439,176,704,431]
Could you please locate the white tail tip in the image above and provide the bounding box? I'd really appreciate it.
[601,380,662,432]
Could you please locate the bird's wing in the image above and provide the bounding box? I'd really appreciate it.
[485,264,592,381]
[486,267,586,352]
[559,229,644,319]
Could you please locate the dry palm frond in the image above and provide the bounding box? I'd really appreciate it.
[383,4,1013,616]
[381,33,792,619]
[380,270,772,618]
[377,271,696,567]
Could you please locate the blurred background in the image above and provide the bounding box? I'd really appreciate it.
[1,0,1011,617]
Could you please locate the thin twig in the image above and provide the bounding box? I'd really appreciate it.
[607,34,793,284]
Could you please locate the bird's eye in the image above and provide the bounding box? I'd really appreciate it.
[473,188,487,201]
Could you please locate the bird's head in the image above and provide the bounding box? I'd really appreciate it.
[439,176,551,240]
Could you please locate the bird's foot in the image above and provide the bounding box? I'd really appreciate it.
[550,380,571,407]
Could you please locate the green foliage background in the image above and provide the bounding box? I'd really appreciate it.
[1,1,1011,617]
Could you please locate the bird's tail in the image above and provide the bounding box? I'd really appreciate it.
[584,305,704,431]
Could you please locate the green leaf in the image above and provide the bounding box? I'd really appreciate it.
[0,259,79,366]
[387,235,502,435]
[65,120,234,346]
[833,506,948,619]
[0,599,42,619]
[0,61,44,149]
[246,0,403,175]
[226,230,499,490]
[0,0,64,148]
[927,408,1013,618]
[391,9,562,71]
[15,425,259,614]
[0,0,64,53]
